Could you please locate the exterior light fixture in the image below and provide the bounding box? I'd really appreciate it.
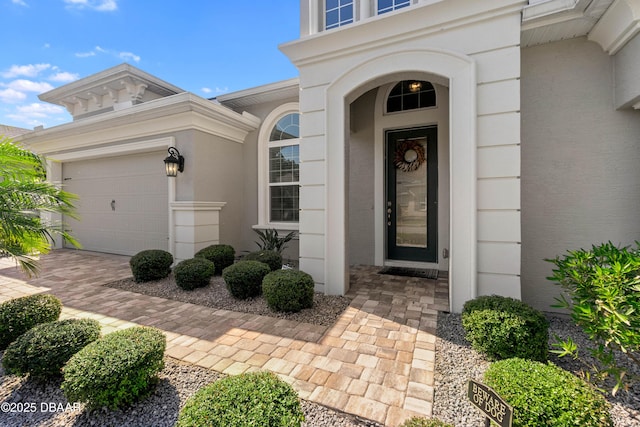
[408,81,422,93]
[164,147,184,177]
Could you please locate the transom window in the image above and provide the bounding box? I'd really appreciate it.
[326,0,353,30]
[387,80,436,113]
[268,113,300,223]
[378,0,410,15]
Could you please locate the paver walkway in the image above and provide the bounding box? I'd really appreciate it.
[0,250,449,426]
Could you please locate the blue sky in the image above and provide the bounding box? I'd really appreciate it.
[0,0,300,130]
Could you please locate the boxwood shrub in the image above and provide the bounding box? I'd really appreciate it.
[262,269,314,313]
[399,417,454,427]
[243,250,282,271]
[174,258,215,290]
[176,371,305,427]
[461,295,549,362]
[485,358,612,427]
[62,326,166,409]
[0,294,62,350]
[2,318,100,380]
[222,261,270,299]
[195,244,235,275]
[129,249,173,282]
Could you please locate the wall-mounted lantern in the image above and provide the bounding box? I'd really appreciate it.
[164,147,184,177]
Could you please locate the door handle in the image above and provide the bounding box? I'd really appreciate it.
[111,200,116,211]
[387,201,392,226]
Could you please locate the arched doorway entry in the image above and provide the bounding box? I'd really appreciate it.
[323,49,477,313]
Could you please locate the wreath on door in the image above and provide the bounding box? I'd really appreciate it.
[394,140,425,172]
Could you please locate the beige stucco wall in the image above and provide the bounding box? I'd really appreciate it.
[229,97,301,263]
[348,89,377,265]
[521,36,640,311]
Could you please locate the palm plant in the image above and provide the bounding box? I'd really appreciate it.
[254,228,297,254]
[0,137,79,276]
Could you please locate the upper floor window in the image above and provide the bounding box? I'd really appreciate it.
[326,0,354,30]
[387,80,436,113]
[378,0,410,15]
[268,113,300,223]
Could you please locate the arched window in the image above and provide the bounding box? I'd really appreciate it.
[258,107,300,226]
[386,80,436,113]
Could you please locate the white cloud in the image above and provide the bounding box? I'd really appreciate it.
[215,87,229,94]
[10,103,65,119]
[201,87,212,94]
[6,103,66,127]
[75,51,96,58]
[48,72,79,83]
[119,52,140,63]
[1,64,51,79]
[78,46,140,63]
[0,88,27,103]
[95,0,117,11]
[12,0,28,6]
[64,0,118,11]
[6,80,54,93]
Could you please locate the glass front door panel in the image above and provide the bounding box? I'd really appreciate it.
[386,126,437,262]
[395,137,427,248]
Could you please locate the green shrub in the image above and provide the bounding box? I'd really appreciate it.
[62,326,166,409]
[176,371,305,427]
[2,318,100,380]
[398,417,454,427]
[129,249,173,282]
[461,295,549,362]
[262,269,314,313]
[244,250,282,271]
[547,241,640,394]
[484,358,612,427]
[0,294,62,350]
[174,258,215,290]
[195,244,235,275]
[222,261,270,299]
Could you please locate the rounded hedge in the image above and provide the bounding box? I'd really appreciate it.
[195,244,235,275]
[262,269,314,313]
[62,326,166,409]
[243,250,282,272]
[174,258,215,290]
[130,249,173,283]
[222,261,271,300]
[485,358,612,427]
[461,295,549,362]
[176,371,305,427]
[399,417,454,427]
[0,294,62,350]
[2,318,100,380]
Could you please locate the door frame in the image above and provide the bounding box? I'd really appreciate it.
[385,126,438,262]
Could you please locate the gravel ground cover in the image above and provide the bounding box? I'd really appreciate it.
[104,274,351,327]
[0,355,381,427]
[433,312,640,427]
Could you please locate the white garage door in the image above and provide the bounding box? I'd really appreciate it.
[62,151,169,256]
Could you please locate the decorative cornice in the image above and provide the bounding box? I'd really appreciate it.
[16,93,260,153]
[588,0,640,54]
[39,63,184,106]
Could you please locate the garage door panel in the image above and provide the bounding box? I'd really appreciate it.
[62,151,169,256]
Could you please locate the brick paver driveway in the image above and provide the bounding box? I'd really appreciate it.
[0,250,449,426]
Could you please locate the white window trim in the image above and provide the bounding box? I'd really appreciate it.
[257,102,300,230]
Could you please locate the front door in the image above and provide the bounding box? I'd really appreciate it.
[386,126,437,262]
